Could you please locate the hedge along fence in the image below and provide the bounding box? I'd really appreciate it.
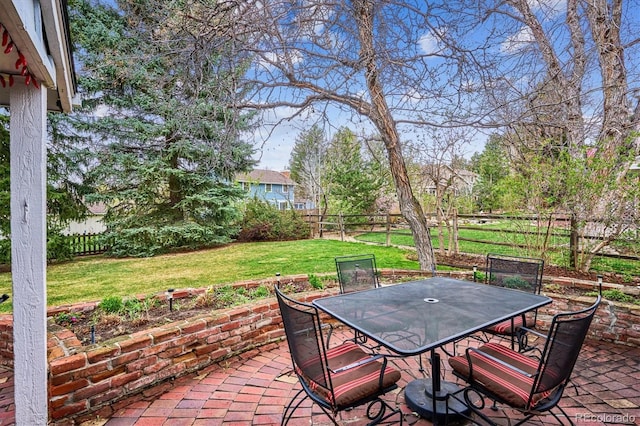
[0,271,638,424]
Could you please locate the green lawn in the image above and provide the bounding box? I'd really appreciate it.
[2,231,637,314]
[356,228,640,279]
[0,239,419,312]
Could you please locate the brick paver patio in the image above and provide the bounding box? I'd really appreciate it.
[1,329,639,425]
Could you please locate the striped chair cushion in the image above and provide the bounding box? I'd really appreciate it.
[297,341,401,409]
[485,314,534,335]
[448,342,551,408]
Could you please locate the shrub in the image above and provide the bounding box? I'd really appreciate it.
[474,272,486,283]
[236,197,310,242]
[194,287,216,308]
[55,312,84,326]
[308,274,324,290]
[103,222,235,258]
[99,296,123,314]
[602,289,636,304]
[502,276,530,290]
[123,298,144,319]
[47,228,75,263]
[251,285,270,298]
[586,289,638,304]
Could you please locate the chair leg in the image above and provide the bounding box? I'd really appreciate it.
[461,387,500,426]
[281,388,309,426]
[546,405,576,426]
[364,398,403,425]
[281,388,339,426]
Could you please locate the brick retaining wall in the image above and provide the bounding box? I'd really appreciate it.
[0,271,637,424]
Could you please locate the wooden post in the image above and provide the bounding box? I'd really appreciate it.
[339,213,345,241]
[570,213,578,268]
[386,213,391,246]
[452,208,459,254]
[10,83,49,424]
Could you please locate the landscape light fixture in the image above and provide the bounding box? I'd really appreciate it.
[166,288,175,311]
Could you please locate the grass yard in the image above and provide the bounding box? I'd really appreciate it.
[0,239,419,313]
[2,229,638,314]
[356,228,640,279]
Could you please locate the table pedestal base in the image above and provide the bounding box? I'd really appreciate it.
[405,379,470,423]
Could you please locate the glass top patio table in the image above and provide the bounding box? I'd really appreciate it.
[312,276,552,356]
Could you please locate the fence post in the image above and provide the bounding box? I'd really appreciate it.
[386,213,391,246]
[452,208,459,254]
[339,213,345,242]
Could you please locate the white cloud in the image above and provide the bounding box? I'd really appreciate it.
[501,27,536,53]
[418,32,440,55]
[257,49,304,72]
[401,89,423,105]
[527,0,566,16]
[249,106,312,171]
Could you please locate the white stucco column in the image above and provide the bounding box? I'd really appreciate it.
[10,83,49,425]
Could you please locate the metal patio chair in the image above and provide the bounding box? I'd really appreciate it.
[335,254,380,294]
[475,253,545,352]
[334,254,382,347]
[448,294,601,426]
[275,286,403,426]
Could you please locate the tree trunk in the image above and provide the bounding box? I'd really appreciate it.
[353,0,436,272]
[569,214,579,269]
[585,0,630,156]
[437,206,446,256]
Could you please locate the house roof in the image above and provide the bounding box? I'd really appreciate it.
[236,169,295,185]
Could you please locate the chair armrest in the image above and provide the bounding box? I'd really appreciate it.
[330,354,384,374]
[321,323,334,348]
[466,347,535,378]
[518,326,546,339]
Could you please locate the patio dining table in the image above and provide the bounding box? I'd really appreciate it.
[312,277,552,424]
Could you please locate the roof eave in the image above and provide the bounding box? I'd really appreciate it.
[0,0,77,112]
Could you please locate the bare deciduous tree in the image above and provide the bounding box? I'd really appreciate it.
[211,0,638,272]
[228,0,463,272]
[437,0,640,270]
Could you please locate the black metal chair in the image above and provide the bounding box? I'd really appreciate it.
[448,294,601,426]
[475,253,545,351]
[335,254,379,294]
[275,286,403,426]
[334,254,383,348]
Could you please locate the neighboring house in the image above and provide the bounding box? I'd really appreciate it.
[292,198,316,211]
[418,164,478,197]
[236,169,296,210]
[64,202,107,235]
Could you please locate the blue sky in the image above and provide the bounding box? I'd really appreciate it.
[247,0,639,171]
[251,106,488,171]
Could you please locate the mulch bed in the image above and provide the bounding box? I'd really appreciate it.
[436,252,638,285]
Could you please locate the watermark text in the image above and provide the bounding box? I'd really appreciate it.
[576,413,636,423]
